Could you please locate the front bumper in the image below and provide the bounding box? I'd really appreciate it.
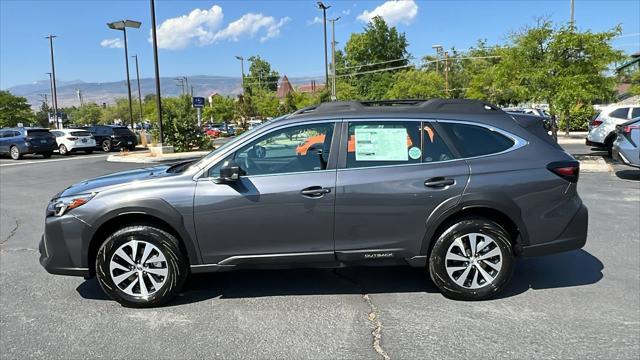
[39,215,91,278]
[520,204,588,257]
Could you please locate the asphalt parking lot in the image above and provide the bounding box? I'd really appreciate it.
[1,141,638,359]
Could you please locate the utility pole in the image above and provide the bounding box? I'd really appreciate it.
[431,45,443,74]
[329,16,340,101]
[191,85,194,98]
[132,55,144,123]
[45,35,59,129]
[175,77,185,95]
[444,51,449,97]
[150,0,164,144]
[570,0,575,30]
[39,93,49,107]
[317,2,331,88]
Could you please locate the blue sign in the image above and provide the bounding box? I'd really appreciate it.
[192,97,205,108]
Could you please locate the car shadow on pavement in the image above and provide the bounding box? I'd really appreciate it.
[615,169,640,181]
[76,249,603,305]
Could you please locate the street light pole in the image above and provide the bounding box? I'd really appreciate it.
[317,2,331,88]
[235,56,245,92]
[45,35,59,129]
[150,0,164,144]
[46,72,54,124]
[107,19,141,128]
[132,55,144,123]
[329,16,340,101]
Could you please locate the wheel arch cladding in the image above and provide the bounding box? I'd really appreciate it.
[85,208,199,276]
[421,202,524,257]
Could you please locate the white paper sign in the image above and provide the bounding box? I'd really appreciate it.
[354,127,408,161]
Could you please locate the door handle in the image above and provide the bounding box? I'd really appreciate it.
[300,186,331,197]
[424,177,455,188]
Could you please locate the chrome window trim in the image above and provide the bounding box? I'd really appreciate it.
[339,118,528,171]
[193,119,341,180]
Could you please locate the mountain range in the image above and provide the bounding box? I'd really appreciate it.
[7,75,325,110]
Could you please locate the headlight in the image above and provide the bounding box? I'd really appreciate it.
[47,193,96,217]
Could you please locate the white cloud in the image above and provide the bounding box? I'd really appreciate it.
[153,6,289,49]
[342,9,351,16]
[213,13,290,43]
[100,38,123,49]
[357,0,418,26]
[308,16,323,25]
[154,5,224,49]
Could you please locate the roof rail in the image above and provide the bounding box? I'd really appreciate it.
[287,98,502,118]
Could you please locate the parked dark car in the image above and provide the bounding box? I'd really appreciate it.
[0,127,56,160]
[40,99,588,307]
[79,125,137,152]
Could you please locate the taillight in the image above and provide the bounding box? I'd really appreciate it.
[624,125,640,134]
[547,161,580,183]
[590,119,603,127]
[67,137,78,141]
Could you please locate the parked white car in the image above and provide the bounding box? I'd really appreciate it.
[613,117,640,168]
[50,129,96,155]
[586,105,640,155]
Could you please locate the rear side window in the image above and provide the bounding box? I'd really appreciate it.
[346,121,422,168]
[441,123,515,158]
[631,107,640,119]
[609,108,629,119]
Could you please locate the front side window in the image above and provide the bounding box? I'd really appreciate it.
[441,123,515,158]
[230,122,334,176]
[346,121,421,168]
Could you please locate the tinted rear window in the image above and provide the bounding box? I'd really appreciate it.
[441,123,515,158]
[113,127,133,135]
[26,129,51,137]
[609,108,629,119]
[631,107,640,119]
[70,131,91,137]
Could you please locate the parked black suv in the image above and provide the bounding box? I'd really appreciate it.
[80,125,137,152]
[40,99,588,307]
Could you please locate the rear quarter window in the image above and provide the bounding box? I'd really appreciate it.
[113,127,133,136]
[609,108,629,119]
[441,123,515,158]
[631,107,640,119]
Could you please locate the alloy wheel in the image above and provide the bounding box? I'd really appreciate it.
[445,233,503,289]
[109,240,168,297]
[10,146,19,160]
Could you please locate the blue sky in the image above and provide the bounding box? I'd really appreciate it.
[1,0,639,89]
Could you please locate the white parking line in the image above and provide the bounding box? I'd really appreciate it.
[0,154,111,167]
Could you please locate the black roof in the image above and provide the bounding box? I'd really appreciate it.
[286,99,504,119]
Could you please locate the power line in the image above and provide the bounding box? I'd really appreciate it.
[337,57,413,71]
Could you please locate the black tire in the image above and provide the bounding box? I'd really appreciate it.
[85,149,93,154]
[95,225,188,308]
[42,151,53,159]
[101,139,112,152]
[9,146,21,160]
[128,145,136,151]
[59,144,69,156]
[428,217,514,301]
[605,135,615,157]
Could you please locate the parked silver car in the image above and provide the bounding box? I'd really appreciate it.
[613,117,640,168]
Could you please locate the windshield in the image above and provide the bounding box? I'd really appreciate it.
[189,119,277,170]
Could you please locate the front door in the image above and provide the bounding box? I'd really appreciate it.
[194,121,339,265]
[334,120,470,260]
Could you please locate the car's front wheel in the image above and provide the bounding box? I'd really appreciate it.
[101,139,112,152]
[428,217,514,301]
[95,225,188,308]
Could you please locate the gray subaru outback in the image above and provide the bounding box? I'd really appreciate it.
[40,99,588,307]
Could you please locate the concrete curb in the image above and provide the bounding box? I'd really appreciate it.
[107,151,209,164]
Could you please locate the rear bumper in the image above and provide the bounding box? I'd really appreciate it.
[585,139,604,147]
[111,137,137,149]
[520,204,588,257]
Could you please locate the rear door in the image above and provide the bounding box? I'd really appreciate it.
[334,119,470,260]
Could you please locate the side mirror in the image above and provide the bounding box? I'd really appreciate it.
[213,161,245,183]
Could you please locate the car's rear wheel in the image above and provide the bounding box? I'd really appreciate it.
[428,217,514,301]
[59,144,69,156]
[9,146,21,160]
[101,139,112,152]
[95,225,188,308]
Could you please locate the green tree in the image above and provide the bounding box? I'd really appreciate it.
[35,101,51,128]
[0,91,35,127]
[339,16,410,99]
[162,95,209,152]
[630,69,640,96]
[252,90,281,118]
[386,70,446,99]
[203,95,235,126]
[234,94,255,129]
[70,103,103,125]
[245,55,280,93]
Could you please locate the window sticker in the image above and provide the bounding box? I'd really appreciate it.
[354,127,408,161]
[408,146,422,160]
